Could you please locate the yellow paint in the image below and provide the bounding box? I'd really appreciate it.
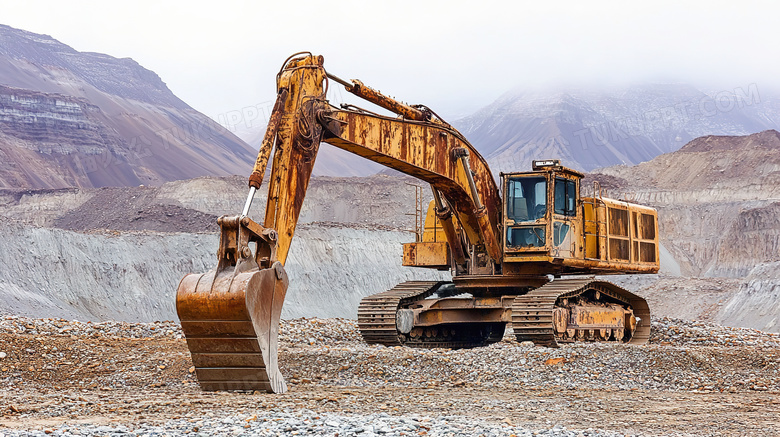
[421,200,447,243]
[403,242,450,268]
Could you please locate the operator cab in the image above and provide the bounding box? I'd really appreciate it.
[502,159,583,259]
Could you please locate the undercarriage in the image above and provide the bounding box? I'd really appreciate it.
[357,279,650,348]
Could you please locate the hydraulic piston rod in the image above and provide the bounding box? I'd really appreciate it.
[431,187,467,268]
[326,72,429,121]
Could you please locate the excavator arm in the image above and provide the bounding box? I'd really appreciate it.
[247,53,503,271]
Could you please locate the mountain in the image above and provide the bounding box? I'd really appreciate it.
[0,24,255,189]
[456,83,780,174]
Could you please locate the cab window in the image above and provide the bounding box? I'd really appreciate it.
[507,177,547,222]
[554,178,576,216]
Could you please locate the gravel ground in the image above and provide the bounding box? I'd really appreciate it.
[0,410,632,437]
[0,316,778,436]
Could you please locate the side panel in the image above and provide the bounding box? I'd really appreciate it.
[581,196,659,272]
[422,200,448,243]
[404,201,452,269]
[402,242,450,269]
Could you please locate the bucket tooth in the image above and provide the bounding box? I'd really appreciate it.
[176,216,288,393]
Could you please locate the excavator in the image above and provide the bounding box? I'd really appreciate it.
[176,53,659,394]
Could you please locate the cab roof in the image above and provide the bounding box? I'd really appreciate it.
[500,159,584,179]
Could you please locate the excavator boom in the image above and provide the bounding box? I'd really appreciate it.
[246,53,503,269]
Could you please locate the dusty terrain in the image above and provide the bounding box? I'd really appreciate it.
[0,316,778,436]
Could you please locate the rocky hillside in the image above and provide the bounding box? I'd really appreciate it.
[599,129,780,193]
[0,174,443,322]
[1,170,778,333]
[457,83,779,173]
[0,24,255,189]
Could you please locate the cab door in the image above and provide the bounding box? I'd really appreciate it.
[552,176,578,258]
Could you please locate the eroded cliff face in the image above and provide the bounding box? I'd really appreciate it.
[0,86,141,188]
[709,203,780,277]
[0,174,444,322]
[646,201,771,277]
[717,262,780,332]
[0,221,212,321]
[0,24,255,189]
[0,86,109,151]
[0,221,447,322]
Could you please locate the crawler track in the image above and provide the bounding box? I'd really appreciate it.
[512,278,650,347]
[357,281,505,349]
[357,281,443,346]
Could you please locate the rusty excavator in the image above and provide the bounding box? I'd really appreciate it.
[176,53,660,394]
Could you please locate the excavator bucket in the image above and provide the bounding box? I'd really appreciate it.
[176,216,288,393]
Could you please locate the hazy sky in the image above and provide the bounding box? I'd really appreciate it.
[2,1,778,133]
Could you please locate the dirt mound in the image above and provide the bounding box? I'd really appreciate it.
[680,129,780,153]
[53,187,217,233]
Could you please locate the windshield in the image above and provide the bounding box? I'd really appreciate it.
[506,177,547,222]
